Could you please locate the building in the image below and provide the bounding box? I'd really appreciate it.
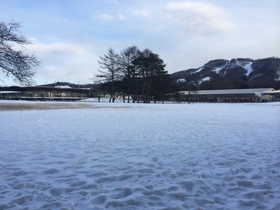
[178,88,280,103]
[2,86,280,103]
[0,86,91,101]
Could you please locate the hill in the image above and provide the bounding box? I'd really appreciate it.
[170,57,280,90]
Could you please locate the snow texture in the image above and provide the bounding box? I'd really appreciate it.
[212,61,229,75]
[275,71,280,81]
[212,66,224,74]
[176,78,186,83]
[191,67,204,74]
[1,101,280,210]
[236,60,253,76]
[199,76,211,84]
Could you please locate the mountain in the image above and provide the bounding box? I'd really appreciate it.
[170,57,280,90]
[39,81,96,89]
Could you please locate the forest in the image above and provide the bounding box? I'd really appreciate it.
[96,46,175,103]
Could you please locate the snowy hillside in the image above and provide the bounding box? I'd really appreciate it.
[171,57,280,90]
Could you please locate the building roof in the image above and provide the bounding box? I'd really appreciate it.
[54,85,72,89]
[0,91,20,94]
[179,88,274,96]
[262,89,280,95]
[0,86,89,93]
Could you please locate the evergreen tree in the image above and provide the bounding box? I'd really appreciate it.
[97,47,170,103]
[133,49,167,103]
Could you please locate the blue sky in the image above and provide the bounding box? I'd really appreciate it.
[1,0,279,85]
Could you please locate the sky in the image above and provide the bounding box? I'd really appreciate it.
[0,0,279,86]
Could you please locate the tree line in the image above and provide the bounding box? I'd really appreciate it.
[96,46,174,103]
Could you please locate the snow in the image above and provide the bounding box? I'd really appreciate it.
[275,71,280,81]
[199,76,211,84]
[243,62,253,76]
[236,60,253,76]
[191,67,204,74]
[55,85,72,89]
[1,101,280,209]
[176,78,186,83]
[212,61,229,74]
[212,66,224,74]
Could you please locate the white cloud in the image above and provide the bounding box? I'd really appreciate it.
[165,1,234,35]
[131,9,151,18]
[24,41,100,84]
[166,1,225,16]
[44,66,56,73]
[99,13,114,21]
[29,43,85,55]
[103,0,119,5]
[117,14,126,20]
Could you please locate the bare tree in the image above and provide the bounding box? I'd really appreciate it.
[0,21,40,85]
[186,80,197,103]
[97,48,120,102]
[119,46,140,103]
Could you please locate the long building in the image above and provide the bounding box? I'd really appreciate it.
[178,88,280,102]
[0,85,92,101]
[1,86,280,103]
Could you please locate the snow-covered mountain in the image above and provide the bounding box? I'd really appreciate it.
[171,57,280,90]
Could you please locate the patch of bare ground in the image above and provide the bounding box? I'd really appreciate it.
[0,103,94,111]
[0,102,133,111]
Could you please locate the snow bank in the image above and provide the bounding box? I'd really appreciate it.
[0,102,279,209]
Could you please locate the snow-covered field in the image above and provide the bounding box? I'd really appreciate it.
[0,101,280,209]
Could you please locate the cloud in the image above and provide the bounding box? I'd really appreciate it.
[99,13,114,21]
[24,41,100,84]
[117,14,126,20]
[131,9,151,18]
[27,42,86,55]
[103,0,119,5]
[165,1,234,35]
[97,13,126,22]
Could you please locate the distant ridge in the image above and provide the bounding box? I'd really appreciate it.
[2,57,279,91]
[170,57,280,90]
